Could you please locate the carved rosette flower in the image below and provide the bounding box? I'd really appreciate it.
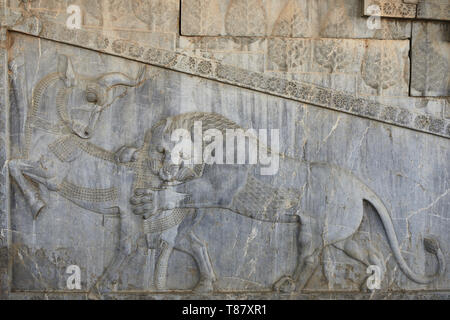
[145,48,162,65]
[95,35,109,51]
[129,45,144,58]
[383,2,396,15]
[197,60,212,75]
[112,40,127,54]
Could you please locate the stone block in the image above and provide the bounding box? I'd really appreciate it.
[411,21,450,97]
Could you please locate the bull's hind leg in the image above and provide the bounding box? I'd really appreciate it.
[89,210,137,299]
[187,231,216,293]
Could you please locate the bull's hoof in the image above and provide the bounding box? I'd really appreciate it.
[274,276,296,293]
[193,278,214,293]
[87,285,102,300]
[88,276,118,300]
[31,199,46,219]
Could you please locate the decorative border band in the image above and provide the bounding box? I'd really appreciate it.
[5,19,450,139]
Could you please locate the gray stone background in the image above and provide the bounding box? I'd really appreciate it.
[0,0,449,299]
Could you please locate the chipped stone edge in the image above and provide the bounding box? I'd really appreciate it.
[3,11,450,139]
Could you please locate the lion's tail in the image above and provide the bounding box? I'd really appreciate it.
[363,187,445,284]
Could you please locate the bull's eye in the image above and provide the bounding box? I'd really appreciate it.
[86,92,98,103]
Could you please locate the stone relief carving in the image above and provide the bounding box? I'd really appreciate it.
[225,0,267,36]
[3,2,450,137]
[361,42,403,95]
[319,0,353,38]
[268,1,311,72]
[131,0,179,32]
[314,40,351,73]
[181,0,223,35]
[272,0,310,38]
[9,55,145,218]
[411,24,449,97]
[8,55,446,297]
[417,0,450,21]
[267,38,310,72]
[363,0,417,19]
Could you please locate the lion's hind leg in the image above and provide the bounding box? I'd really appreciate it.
[334,238,386,291]
[274,227,322,293]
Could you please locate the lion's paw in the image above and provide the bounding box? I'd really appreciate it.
[274,276,296,293]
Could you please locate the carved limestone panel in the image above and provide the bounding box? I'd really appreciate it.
[417,0,450,21]
[5,0,180,50]
[4,33,449,299]
[363,0,417,19]
[411,21,450,97]
[0,28,9,298]
[181,0,412,40]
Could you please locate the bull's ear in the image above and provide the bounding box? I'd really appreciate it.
[58,55,76,87]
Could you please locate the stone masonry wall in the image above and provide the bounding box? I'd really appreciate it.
[0,0,448,300]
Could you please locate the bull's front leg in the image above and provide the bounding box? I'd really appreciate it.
[8,159,59,218]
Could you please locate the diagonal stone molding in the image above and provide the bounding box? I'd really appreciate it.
[2,11,450,139]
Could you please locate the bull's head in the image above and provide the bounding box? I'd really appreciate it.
[57,55,145,139]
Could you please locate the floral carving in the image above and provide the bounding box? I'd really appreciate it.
[181,0,222,35]
[411,28,449,96]
[320,0,353,38]
[131,0,179,32]
[314,40,351,73]
[361,43,402,95]
[225,0,266,36]
[272,0,309,37]
[268,39,309,72]
[364,0,416,18]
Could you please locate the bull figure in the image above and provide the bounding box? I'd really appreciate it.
[9,55,145,218]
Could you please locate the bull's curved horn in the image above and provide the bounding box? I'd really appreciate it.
[98,65,146,88]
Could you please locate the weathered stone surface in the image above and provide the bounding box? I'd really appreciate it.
[4,33,450,299]
[182,0,412,39]
[417,0,450,21]
[3,6,446,137]
[363,0,417,19]
[5,0,180,50]
[178,37,411,99]
[0,26,9,299]
[411,21,450,97]
[0,0,449,301]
